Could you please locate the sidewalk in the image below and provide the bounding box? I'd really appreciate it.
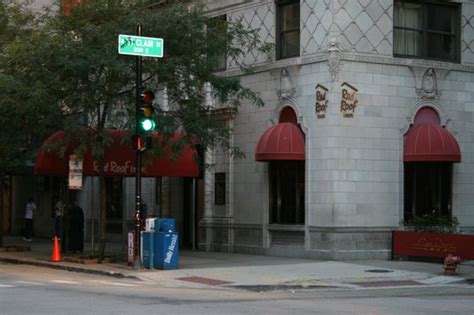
[1,236,473,291]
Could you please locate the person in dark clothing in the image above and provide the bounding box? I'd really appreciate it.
[69,201,84,253]
[23,198,36,242]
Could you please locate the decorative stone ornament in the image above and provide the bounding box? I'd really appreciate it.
[327,36,342,82]
[340,82,358,118]
[409,67,449,100]
[315,84,329,119]
[420,68,438,99]
[278,67,296,100]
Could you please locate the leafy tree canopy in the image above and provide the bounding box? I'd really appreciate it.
[0,1,66,172]
[0,0,269,254]
[1,0,269,164]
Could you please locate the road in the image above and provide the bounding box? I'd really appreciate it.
[1,263,474,314]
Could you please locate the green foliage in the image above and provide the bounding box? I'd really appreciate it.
[0,1,63,172]
[404,214,459,233]
[0,0,268,254]
[1,0,268,163]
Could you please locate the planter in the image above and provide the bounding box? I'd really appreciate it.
[392,230,474,260]
[0,246,31,252]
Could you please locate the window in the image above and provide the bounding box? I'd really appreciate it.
[269,161,305,224]
[207,15,227,71]
[106,178,123,219]
[276,0,300,60]
[404,162,452,221]
[214,173,226,205]
[394,1,460,62]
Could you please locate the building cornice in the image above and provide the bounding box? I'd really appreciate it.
[221,52,474,78]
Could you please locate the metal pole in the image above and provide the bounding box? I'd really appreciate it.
[192,178,196,251]
[134,23,143,269]
[91,180,94,255]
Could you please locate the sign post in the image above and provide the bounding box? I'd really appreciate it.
[118,26,164,269]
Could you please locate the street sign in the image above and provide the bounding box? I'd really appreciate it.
[118,34,164,58]
[68,154,83,190]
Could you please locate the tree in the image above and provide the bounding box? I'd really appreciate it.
[0,1,65,247]
[1,0,269,258]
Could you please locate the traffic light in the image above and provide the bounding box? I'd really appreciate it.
[131,133,142,151]
[138,90,156,134]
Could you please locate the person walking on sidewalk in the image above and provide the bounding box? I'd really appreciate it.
[52,196,63,238]
[69,201,84,253]
[23,197,36,242]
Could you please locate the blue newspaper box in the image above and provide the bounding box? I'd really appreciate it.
[141,231,179,269]
[155,232,179,269]
[141,231,155,269]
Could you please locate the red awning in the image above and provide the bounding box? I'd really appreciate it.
[255,122,305,161]
[404,124,461,162]
[34,129,199,177]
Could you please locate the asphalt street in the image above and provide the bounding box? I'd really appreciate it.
[1,263,474,315]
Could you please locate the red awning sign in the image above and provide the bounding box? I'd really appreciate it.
[35,129,199,177]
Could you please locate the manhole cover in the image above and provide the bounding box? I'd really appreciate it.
[364,269,394,273]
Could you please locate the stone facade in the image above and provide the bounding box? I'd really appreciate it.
[198,0,474,260]
[10,0,474,260]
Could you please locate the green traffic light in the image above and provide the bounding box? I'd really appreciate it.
[140,118,155,132]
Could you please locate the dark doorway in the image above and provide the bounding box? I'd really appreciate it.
[105,177,123,233]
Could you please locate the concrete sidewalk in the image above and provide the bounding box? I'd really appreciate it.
[1,236,473,291]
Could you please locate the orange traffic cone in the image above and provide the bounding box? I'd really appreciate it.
[51,236,62,262]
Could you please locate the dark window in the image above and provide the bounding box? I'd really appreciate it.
[276,0,300,60]
[394,1,460,62]
[269,161,305,224]
[155,177,162,206]
[404,162,453,221]
[207,15,227,71]
[214,172,226,205]
[106,177,123,219]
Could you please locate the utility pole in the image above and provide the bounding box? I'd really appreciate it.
[134,23,143,270]
[118,24,163,269]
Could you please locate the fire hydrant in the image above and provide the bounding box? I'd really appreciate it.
[444,254,462,275]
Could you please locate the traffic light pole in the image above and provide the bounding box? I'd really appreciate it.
[134,23,143,270]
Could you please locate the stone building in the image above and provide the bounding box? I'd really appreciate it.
[196,0,474,259]
[6,0,474,260]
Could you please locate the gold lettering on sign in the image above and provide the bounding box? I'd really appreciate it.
[412,237,457,253]
[315,84,328,119]
[340,82,358,118]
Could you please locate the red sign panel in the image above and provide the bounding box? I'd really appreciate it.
[393,230,474,260]
[35,129,199,178]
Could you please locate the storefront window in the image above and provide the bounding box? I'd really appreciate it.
[269,160,304,224]
[404,162,453,221]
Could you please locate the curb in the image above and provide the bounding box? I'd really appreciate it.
[0,256,138,280]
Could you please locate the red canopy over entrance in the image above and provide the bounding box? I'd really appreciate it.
[404,124,461,163]
[34,129,199,177]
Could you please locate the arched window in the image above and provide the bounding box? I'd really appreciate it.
[403,107,461,221]
[255,106,305,224]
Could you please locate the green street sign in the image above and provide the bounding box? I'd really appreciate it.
[118,34,164,58]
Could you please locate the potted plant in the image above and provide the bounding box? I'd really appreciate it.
[392,214,474,260]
